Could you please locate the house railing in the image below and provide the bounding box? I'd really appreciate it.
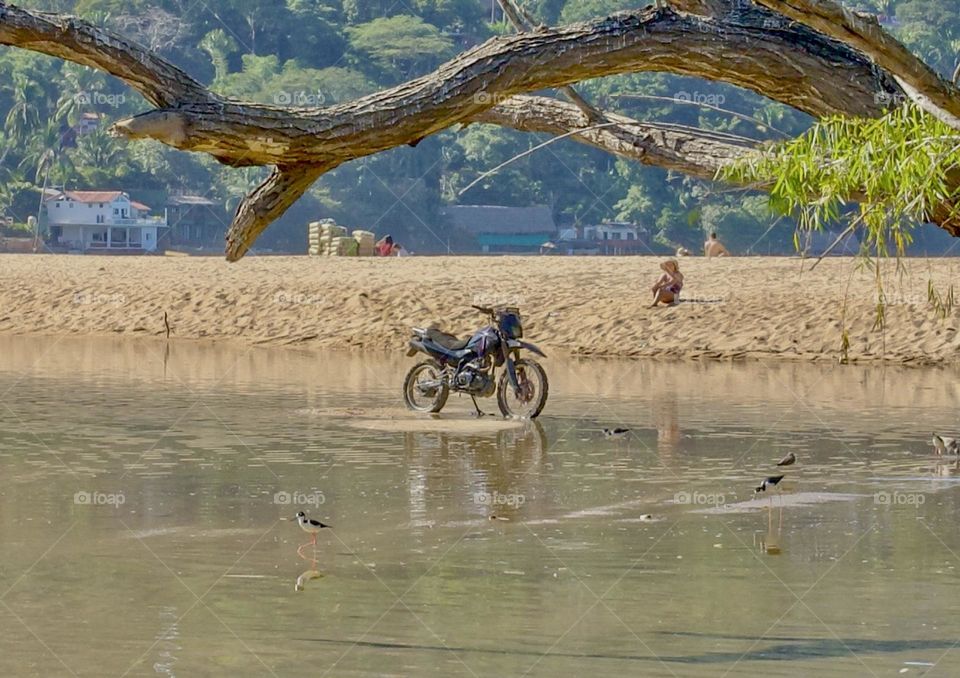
[108,218,166,226]
[87,241,143,249]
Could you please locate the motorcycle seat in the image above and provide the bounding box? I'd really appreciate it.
[425,328,470,351]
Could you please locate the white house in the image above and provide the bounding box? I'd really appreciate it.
[583,222,640,241]
[44,190,166,252]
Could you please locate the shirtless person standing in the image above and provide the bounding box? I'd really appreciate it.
[704,232,730,258]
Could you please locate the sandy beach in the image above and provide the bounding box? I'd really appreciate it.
[1,253,959,364]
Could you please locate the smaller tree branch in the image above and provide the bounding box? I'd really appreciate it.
[476,96,761,179]
[496,0,604,123]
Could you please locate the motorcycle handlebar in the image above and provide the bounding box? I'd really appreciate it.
[471,304,494,316]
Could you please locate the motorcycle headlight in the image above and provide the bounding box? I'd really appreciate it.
[499,312,523,339]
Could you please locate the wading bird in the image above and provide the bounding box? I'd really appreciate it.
[755,475,785,494]
[294,511,331,544]
[932,434,959,456]
[776,452,797,467]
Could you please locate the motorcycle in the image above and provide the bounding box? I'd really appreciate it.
[403,305,549,418]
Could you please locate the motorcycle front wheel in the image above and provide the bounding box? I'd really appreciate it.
[403,360,449,413]
[497,358,548,419]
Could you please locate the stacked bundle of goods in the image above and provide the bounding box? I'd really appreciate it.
[307,221,322,256]
[308,219,347,255]
[308,220,378,256]
[353,230,376,257]
[330,236,359,256]
[322,222,347,256]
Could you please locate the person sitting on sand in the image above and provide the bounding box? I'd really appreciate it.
[651,259,683,307]
[704,232,730,258]
[376,235,396,257]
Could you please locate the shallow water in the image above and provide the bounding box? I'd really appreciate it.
[1,336,960,676]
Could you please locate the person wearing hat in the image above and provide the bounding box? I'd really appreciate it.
[651,259,683,306]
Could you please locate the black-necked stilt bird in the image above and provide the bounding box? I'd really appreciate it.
[776,452,796,467]
[294,511,331,544]
[932,434,959,456]
[755,475,785,494]
[603,428,630,440]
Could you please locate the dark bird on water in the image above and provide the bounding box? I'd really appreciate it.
[603,428,630,439]
[294,511,331,544]
[755,475,785,494]
[776,452,796,467]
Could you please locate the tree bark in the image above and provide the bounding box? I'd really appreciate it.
[0,1,939,259]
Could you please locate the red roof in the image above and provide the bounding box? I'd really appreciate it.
[44,190,149,210]
[45,190,125,204]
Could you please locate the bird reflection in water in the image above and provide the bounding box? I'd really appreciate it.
[295,569,325,592]
[755,502,784,555]
[293,524,326,592]
[934,458,960,477]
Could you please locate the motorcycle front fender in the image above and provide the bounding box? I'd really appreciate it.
[505,355,520,393]
[506,339,546,358]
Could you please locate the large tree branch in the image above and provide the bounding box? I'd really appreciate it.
[2,3,896,164]
[111,6,895,166]
[755,0,960,128]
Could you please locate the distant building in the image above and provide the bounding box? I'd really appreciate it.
[583,222,640,242]
[60,113,104,148]
[441,205,556,253]
[44,190,166,252]
[76,112,102,136]
[164,194,225,247]
[558,221,663,255]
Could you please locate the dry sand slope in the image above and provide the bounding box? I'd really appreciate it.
[1,254,959,364]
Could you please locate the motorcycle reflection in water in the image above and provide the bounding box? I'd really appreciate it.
[402,420,548,523]
[403,305,549,418]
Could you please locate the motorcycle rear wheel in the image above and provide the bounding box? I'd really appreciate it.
[403,360,449,413]
[497,358,548,419]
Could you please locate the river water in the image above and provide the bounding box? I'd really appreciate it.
[1,336,959,676]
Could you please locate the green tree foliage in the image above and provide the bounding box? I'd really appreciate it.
[722,105,960,257]
[346,15,455,80]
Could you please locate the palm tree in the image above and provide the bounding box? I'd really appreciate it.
[19,120,75,186]
[1,74,42,166]
[72,128,127,184]
[55,64,109,127]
